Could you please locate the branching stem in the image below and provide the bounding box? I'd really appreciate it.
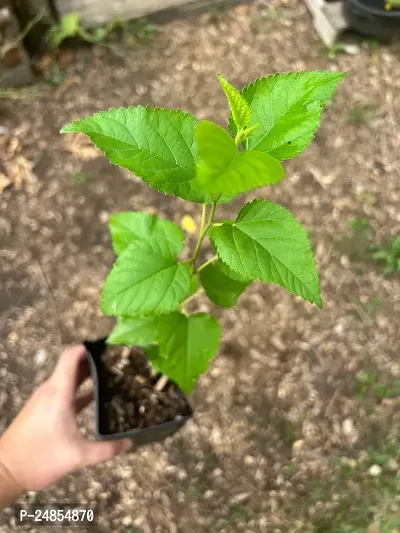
[191,198,219,270]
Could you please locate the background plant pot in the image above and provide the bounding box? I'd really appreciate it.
[344,0,400,38]
[84,337,193,447]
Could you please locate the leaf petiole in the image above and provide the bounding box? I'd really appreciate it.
[196,255,218,273]
[181,287,205,308]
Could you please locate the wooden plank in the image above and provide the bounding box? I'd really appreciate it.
[55,0,246,27]
[304,0,348,46]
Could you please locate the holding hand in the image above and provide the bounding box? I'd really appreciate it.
[0,345,131,508]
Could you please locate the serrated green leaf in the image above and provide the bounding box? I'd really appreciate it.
[61,107,201,201]
[200,261,250,308]
[218,260,252,283]
[101,238,191,317]
[233,71,345,161]
[109,211,184,256]
[218,74,251,129]
[107,316,159,345]
[193,121,284,196]
[62,107,234,204]
[209,199,321,307]
[148,312,221,393]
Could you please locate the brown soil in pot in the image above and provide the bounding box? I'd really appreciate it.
[101,346,191,434]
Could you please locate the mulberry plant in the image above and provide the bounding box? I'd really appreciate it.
[61,71,344,394]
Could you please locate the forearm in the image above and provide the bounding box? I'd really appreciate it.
[0,458,24,510]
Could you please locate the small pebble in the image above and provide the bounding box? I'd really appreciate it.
[369,464,382,477]
[34,348,48,367]
[230,492,250,504]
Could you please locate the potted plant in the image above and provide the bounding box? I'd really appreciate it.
[61,71,345,447]
[344,0,400,38]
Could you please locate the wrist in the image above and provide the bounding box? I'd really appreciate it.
[0,447,25,510]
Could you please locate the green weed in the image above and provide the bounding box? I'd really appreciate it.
[284,463,296,480]
[356,370,400,401]
[310,447,400,533]
[227,504,249,523]
[276,419,298,445]
[347,104,378,126]
[347,217,400,276]
[370,237,400,276]
[319,42,347,60]
[47,13,157,49]
[69,171,92,186]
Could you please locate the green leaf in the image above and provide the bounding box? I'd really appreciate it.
[209,199,321,307]
[194,121,284,196]
[149,312,221,393]
[218,260,252,283]
[234,71,345,160]
[62,107,234,204]
[218,74,251,129]
[101,237,191,317]
[109,211,184,256]
[235,123,259,146]
[107,316,159,345]
[143,344,163,373]
[61,107,205,202]
[200,261,250,308]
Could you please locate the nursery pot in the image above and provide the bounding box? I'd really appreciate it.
[84,338,193,447]
[344,0,400,38]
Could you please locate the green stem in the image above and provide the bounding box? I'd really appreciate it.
[181,288,204,307]
[191,198,219,271]
[191,203,208,268]
[196,255,218,273]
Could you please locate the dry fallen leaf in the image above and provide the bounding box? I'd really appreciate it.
[0,134,37,193]
[64,133,100,161]
[0,174,12,193]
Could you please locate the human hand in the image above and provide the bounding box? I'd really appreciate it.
[0,345,131,500]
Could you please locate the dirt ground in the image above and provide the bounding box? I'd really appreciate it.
[1,0,400,531]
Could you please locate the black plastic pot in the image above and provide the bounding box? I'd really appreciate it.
[344,0,400,38]
[84,338,192,447]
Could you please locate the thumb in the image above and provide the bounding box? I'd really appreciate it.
[79,439,132,467]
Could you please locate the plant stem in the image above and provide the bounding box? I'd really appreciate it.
[196,255,218,273]
[191,203,208,268]
[181,288,204,307]
[191,199,219,270]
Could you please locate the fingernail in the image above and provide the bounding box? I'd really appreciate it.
[121,439,133,452]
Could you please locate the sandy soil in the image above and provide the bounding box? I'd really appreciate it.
[0,1,400,531]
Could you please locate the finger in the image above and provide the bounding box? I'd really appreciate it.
[74,389,94,412]
[79,439,132,467]
[50,345,88,398]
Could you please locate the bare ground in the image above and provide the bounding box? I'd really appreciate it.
[1,1,400,532]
